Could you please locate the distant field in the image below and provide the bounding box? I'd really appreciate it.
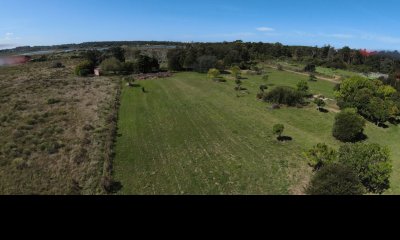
[316,66,361,79]
[114,69,400,195]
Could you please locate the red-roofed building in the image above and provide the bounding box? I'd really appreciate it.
[360,49,377,57]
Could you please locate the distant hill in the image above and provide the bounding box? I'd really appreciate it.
[0,41,185,55]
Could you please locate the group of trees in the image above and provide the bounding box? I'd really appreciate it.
[165,41,400,76]
[75,47,160,76]
[335,76,400,126]
[305,142,392,195]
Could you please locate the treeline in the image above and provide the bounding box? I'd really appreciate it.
[166,41,400,73]
[0,41,183,54]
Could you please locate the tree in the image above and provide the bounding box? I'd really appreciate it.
[75,60,95,76]
[306,163,365,195]
[83,50,103,66]
[304,63,316,72]
[273,124,284,139]
[110,47,126,62]
[215,60,226,71]
[167,49,184,71]
[309,73,317,82]
[297,80,309,94]
[338,143,392,194]
[195,56,217,73]
[231,66,241,80]
[208,68,221,81]
[314,98,326,111]
[99,57,122,74]
[305,143,337,171]
[332,108,366,142]
[137,55,160,73]
[366,97,391,125]
[262,74,269,82]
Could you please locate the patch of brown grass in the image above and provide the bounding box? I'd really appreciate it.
[0,59,120,194]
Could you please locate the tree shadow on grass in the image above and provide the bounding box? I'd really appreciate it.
[318,108,329,113]
[378,123,390,129]
[389,118,400,126]
[277,136,293,142]
[352,133,368,142]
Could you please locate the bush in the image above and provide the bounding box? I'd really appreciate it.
[51,62,64,68]
[263,86,304,106]
[47,98,61,105]
[99,57,122,74]
[256,92,264,100]
[208,68,221,80]
[305,143,337,171]
[259,85,268,92]
[297,80,309,94]
[306,163,365,195]
[333,108,366,142]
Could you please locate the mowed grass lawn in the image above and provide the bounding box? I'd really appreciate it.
[114,69,400,194]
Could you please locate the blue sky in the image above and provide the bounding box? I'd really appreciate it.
[1,0,400,50]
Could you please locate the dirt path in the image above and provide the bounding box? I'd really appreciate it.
[265,64,341,84]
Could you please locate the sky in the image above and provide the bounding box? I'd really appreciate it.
[1,0,400,50]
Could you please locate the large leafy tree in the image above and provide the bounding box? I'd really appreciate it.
[306,163,365,195]
[338,143,392,194]
[332,108,366,142]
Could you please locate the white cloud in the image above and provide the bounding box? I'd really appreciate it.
[256,27,275,32]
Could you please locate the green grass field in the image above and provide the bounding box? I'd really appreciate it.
[114,69,400,194]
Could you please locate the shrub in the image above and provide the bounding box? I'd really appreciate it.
[12,158,28,170]
[309,74,317,82]
[256,92,264,100]
[297,80,309,94]
[332,108,366,142]
[51,62,64,68]
[99,57,122,74]
[47,98,61,105]
[314,98,326,110]
[208,68,221,80]
[305,143,337,171]
[259,85,268,92]
[263,86,304,106]
[306,163,365,195]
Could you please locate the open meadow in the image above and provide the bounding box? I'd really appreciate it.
[114,68,400,194]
